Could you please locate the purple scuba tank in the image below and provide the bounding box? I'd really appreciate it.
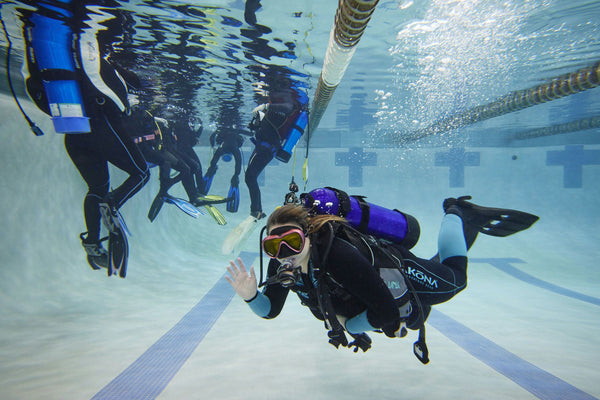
[300,187,420,249]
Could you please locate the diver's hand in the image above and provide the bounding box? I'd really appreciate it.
[226,257,258,301]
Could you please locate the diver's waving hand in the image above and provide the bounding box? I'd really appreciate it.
[226,257,258,301]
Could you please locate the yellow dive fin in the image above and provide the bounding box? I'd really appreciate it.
[204,205,227,225]
[195,194,229,205]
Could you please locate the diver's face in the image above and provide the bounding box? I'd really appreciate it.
[266,223,311,268]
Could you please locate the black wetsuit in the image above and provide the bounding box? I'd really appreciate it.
[206,128,245,188]
[171,119,204,195]
[63,61,149,243]
[250,221,468,336]
[245,104,299,215]
[22,7,149,245]
[130,112,199,201]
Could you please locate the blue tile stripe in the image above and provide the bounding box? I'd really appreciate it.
[90,251,256,400]
[470,258,600,306]
[89,255,598,400]
[429,309,598,400]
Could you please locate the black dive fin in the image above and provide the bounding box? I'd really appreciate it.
[444,196,539,249]
[477,209,539,237]
[99,203,129,278]
[109,230,128,278]
[148,193,166,222]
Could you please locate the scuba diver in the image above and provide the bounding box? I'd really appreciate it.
[19,3,149,277]
[135,109,202,221]
[226,188,539,361]
[172,114,205,196]
[245,89,307,220]
[140,109,227,225]
[202,126,252,213]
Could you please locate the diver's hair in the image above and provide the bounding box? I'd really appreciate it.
[266,204,347,235]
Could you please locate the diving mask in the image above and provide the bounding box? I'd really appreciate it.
[261,226,306,259]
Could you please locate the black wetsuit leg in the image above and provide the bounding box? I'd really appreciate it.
[244,144,273,214]
[156,149,197,200]
[398,246,468,306]
[100,113,150,208]
[65,135,109,243]
[138,147,171,194]
[177,145,204,193]
[65,112,149,242]
[173,148,201,199]
[222,142,242,179]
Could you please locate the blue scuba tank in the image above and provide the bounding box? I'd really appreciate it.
[300,187,421,249]
[275,110,307,163]
[30,9,90,134]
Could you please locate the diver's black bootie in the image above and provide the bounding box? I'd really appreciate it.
[443,195,539,250]
[80,232,109,270]
[443,196,480,250]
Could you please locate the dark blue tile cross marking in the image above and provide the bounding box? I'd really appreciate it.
[471,258,600,306]
[90,252,257,400]
[335,147,377,187]
[546,145,600,188]
[435,147,480,188]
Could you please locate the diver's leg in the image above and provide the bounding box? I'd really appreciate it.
[179,146,204,194]
[65,134,108,242]
[65,134,110,269]
[175,158,199,201]
[400,214,469,314]
[232,148,242,178]
[437,213,468,269]
[202,148,223,195]
[244,145,273,217]
[101,114,149,209]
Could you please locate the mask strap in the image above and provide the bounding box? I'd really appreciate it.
[258,225,267,287]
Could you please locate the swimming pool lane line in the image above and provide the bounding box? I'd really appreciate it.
[470,258,600,306]
[89,251,255,400]
[89,255,597,400]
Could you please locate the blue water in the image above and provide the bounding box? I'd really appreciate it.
[1,1,600,400]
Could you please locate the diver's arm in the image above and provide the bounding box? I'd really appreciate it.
[226,257,289,319]
[254,259,290,318]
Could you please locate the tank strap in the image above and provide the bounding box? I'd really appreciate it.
[324,187,351,217]
[353,195,371,234]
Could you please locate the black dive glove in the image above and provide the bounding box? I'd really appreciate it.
[382,321,408,338]
[348,333,372,353]
[327,329,348,349]
[327,329,372,353]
